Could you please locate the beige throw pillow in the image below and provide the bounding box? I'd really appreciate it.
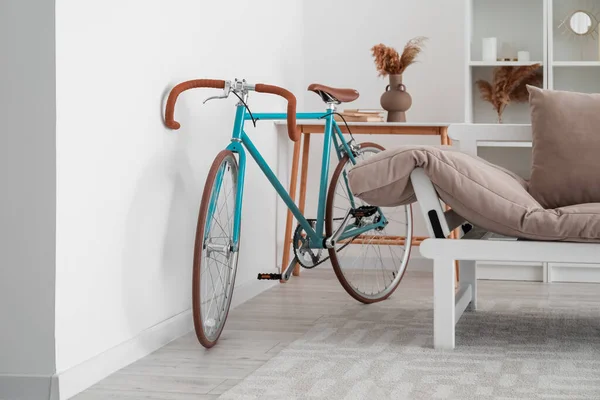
[528,85,600,209]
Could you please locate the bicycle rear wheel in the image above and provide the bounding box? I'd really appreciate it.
[193,150,240,348]
[326,143,413,304]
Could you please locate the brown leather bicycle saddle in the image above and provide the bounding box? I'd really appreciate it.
[308,83,359,104]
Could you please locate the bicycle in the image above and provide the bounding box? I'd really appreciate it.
[165,79,413,348]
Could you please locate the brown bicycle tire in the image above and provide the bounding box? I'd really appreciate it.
[193,150,239,348]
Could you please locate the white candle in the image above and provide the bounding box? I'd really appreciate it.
[518,51,530,62]
[482,38,497,62]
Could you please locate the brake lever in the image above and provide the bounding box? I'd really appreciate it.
[203,80,232,104]
[203,93,228,104]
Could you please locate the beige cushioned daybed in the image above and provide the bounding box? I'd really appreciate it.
[347,145,600,243]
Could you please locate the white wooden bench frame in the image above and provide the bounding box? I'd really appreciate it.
[412,124,600,350]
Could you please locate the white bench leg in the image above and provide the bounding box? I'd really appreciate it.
[460,260,477,310]
[433,257,456,350]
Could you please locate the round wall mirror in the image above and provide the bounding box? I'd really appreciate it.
[570,11,594,35]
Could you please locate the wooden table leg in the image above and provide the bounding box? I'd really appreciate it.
[440,126,449,146]
[294,133,311,276]
[281,136,301,283]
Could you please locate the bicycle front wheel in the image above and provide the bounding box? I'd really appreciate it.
[326,143,413,304]
[193,150,240,348]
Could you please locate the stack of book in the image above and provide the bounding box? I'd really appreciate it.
[334,109,385,123]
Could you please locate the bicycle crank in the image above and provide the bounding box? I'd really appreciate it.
[293,220,324,269]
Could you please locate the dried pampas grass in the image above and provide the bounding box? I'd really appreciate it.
[476,64,542,122]
[504,64,541,100]
[476,80,493,103]
[399,36,428,74]
[372,37,427,76]
[510,71,543,103]
[372,44,401,76]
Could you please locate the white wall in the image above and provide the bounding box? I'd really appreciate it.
[0,0,58,398]
[54,0,304,397]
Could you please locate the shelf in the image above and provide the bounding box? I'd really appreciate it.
[553,67,600,93]
[478,141,532,148]
[553,61,600,67]
[470,61,543,67]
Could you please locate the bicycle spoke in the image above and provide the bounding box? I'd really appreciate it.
[211,213,229,240]
[210,258,229,305]
[206,255,233,270]
[373,238,389,288]
[335,188,350,201]
[217,175,234,236]
[207,193,232,321]
[384,217,408,225]
[203,257,220,332]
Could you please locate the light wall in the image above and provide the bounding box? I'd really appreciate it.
[54,0,304,396]
[0,0,57,398]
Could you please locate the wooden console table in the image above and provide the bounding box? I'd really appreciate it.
[281,122,453,278]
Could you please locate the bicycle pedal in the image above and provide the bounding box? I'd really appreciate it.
[351,205,378,218]
[257,273,282,280]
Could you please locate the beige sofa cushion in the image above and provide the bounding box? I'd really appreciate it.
[348,145,600,242]
[528,86,600,208]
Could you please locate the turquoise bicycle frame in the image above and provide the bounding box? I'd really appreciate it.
[208,103,386,252]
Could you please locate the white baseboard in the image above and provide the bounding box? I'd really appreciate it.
[56,278,273,400]
[0,374,59,400]
[57,309,193,400]
[0,375,58,400]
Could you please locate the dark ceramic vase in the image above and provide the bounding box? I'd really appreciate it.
[380,74,412,122]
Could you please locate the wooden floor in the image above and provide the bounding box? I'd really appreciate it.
[72,266,600,399]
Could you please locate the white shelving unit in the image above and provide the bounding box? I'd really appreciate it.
[466,0,600,123]
[466,0,547,124]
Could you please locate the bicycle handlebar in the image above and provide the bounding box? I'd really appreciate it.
[254,84,298,142]
[164,79,226,130]
[164,79,299,142]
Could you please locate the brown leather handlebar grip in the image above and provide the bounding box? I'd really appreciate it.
[255,84,298,142]
[165,79,226,130]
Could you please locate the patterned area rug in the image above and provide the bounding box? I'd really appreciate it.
[219,301,600,399]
